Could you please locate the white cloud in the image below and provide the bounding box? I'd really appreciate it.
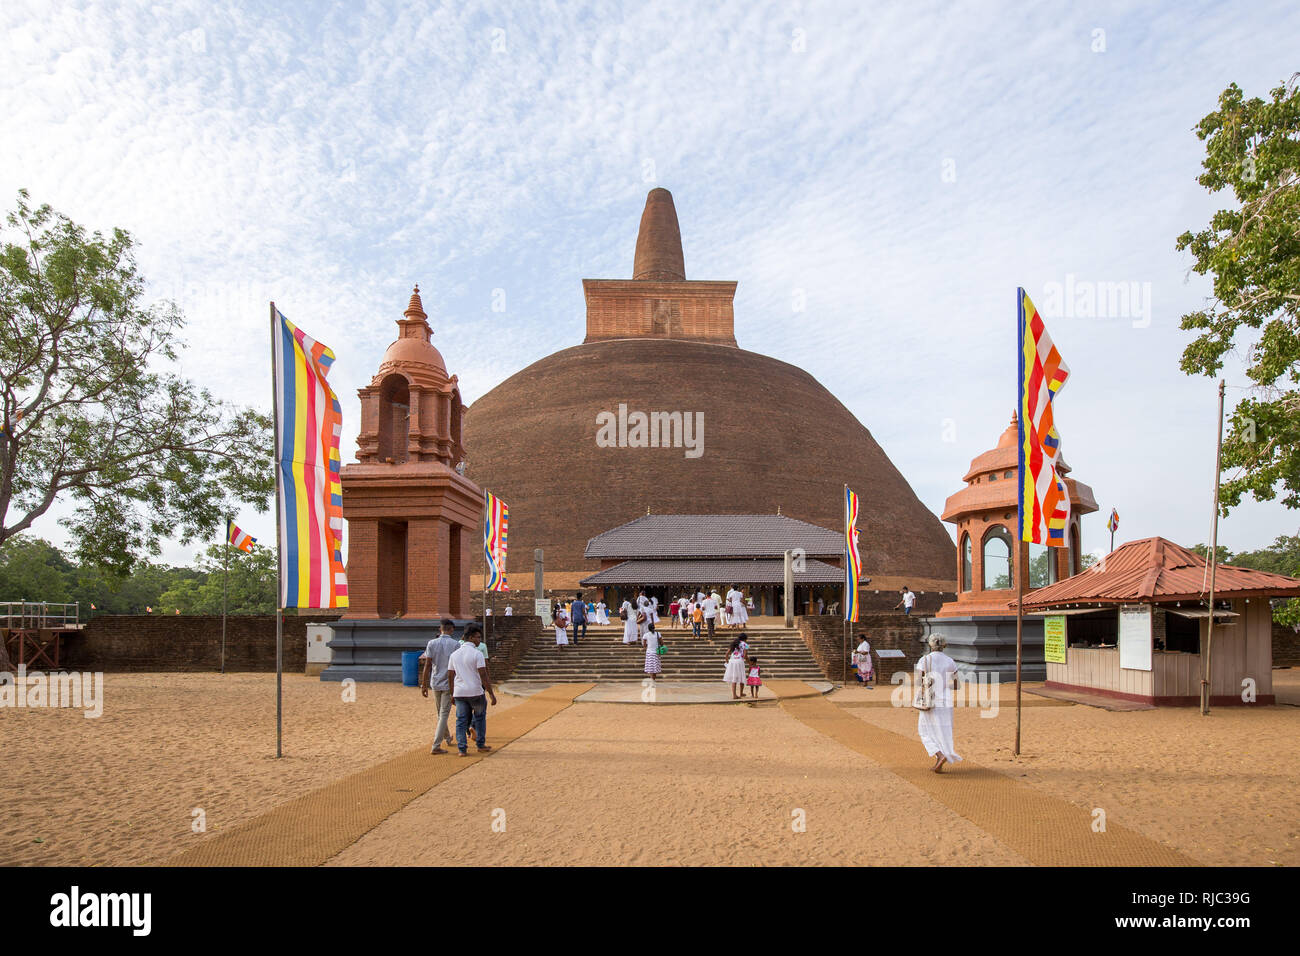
[1,0,1296,566]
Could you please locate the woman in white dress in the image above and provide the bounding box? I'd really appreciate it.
[636,592,653,641]
[723,634,749,700]
[726,586,749,627]
[554,606,570,647]
[916,635,961,772]
[620,599,638,644]
[593,601,609,625]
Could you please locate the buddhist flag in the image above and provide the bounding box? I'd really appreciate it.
[1018,289,1071,547]
[272,307,349,609]
[1107,508,1119,534]
[484,491,509,591]
[227,518,256,553]
[844,486,861,622]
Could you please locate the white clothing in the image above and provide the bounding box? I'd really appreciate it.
[916,651,961,763]
[504,606,513,616]
[702,597,719,620]
[621,601,639,643]
[593,602,610,625]
[448,644,486,697]
[916,651,958,707]
[726,588,749,625]
[554,611,569,645]
[723,649,747,684]
[903,590,916,609]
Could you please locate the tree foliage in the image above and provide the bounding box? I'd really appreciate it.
[1191,536,1300,626]
[0,190,273,576]
[0,534,275,616]
[1177,76,1300,511]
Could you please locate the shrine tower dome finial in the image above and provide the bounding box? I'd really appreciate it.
[632,187,685,281]
[378,283,447,384]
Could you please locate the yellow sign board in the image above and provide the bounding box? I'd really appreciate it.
[1043,615,1067,664]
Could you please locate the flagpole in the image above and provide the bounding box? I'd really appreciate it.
[221,519,228,675]
[269,301,285,759]
[1202,379,1225,716]
[842,484,849,687]
[1015,287,1024,758]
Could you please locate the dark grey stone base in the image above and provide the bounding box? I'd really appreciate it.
[922,615,1046,682]
[320,618,478,682]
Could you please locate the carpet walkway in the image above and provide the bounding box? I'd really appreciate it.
[170,684,593,867]
[766,680,1194,866]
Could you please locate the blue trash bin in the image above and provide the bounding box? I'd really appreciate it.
[401,650,422,687]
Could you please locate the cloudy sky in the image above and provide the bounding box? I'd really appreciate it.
[3,0,1297,566]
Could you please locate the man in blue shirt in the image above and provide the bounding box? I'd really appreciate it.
[570,592,588,645]
[418,618,462,755]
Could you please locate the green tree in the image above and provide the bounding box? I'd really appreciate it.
[1190,542,1235,564]
[158,543,275,614]
[1177,76,1300,512]
[0,191,273,669]
[0,534,74,604]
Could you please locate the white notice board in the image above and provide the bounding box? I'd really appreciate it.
[1119,605,1152,672]
[534,599,552,625]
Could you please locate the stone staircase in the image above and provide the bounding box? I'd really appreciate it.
[509,624,826,682]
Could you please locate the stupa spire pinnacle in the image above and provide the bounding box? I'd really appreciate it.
[632,187,685,281]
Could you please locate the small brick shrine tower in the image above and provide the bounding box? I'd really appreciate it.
[340,285,482,620]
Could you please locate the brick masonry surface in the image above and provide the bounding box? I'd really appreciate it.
[797,612,928,683]
[60,613,344,672]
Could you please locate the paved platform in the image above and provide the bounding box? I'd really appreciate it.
[1026,685,1155,711]
[501,679,833,704]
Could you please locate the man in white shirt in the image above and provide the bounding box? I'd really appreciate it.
[448,623,497,757]
[895,587,916,616]
[701,592,719,639]
[418,619,461,755]
[504,605,513,616]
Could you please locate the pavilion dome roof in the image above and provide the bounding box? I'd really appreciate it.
[375,285,450,388]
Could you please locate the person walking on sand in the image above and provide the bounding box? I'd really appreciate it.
[644,620,663,679]
[915,635,961,772]
[448,623,497,757]
[746,656,762,699]
[418,618,461,755]
[723,634,748,700]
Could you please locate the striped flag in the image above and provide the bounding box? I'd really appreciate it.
[844,486,861,622]
[1107,508,1119,534]
[1017,289,1071,547]
[484,491,509,591]
[272,308,349,609]
[227,518,256,553]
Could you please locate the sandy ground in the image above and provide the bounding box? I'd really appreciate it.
[5,670,1297,866]
[327,698,1028,866]
[837,670,1300,866]
[0,672,525,866]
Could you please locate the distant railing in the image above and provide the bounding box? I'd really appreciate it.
[0,601,81,629]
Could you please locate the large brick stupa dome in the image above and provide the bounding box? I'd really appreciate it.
[463,188,957,600]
